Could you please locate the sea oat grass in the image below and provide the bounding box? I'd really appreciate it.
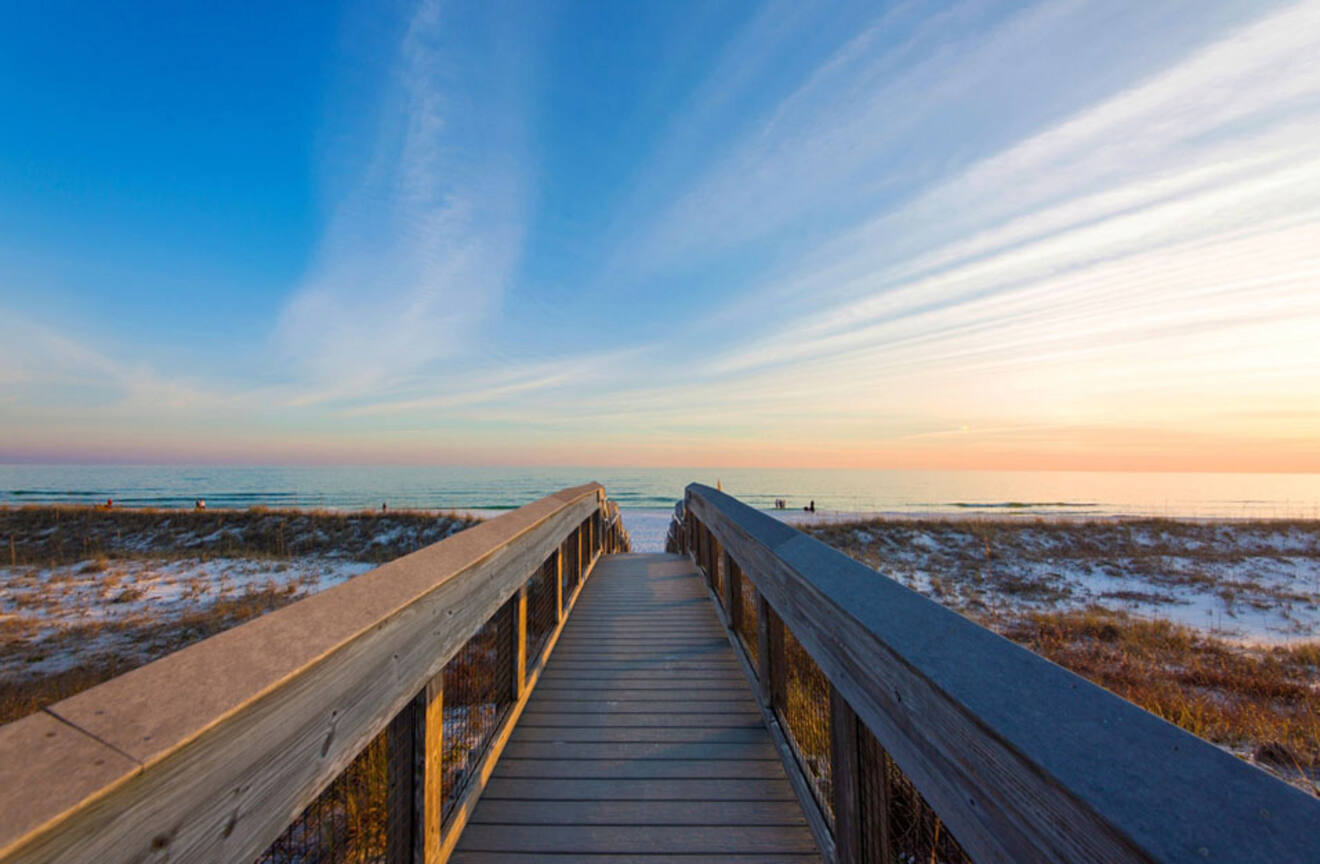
[0,507,482,725]
[1,505,480,566]
[808,518,1320,793]
[996,608,1319,790]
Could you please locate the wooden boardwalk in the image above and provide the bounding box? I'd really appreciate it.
[451,552,822,863]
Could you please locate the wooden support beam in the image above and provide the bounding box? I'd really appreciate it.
[553,546,564,621]
[710,533,722,596]
[831,686,861,864]
[857,721,892,864]
[755,592,785,712]
[576,526,584,586]
[724,551,740,624]
[386,673,445,864]
[419,676,444,863]
[701,524,713,589]
[512,583,528,701]
[703,526,709,578]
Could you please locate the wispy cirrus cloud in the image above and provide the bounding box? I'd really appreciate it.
[612,1,1320,457]
[275,0,529,403]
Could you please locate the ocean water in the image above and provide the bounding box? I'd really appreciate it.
[2,464,1318,518]
[3,465,1318,553]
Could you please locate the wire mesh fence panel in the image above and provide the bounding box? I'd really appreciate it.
[781,624,833,824]
[580,517,594,563]
[255,723,390,863]
[858,720,974,864]
[441,600,514,823]
[562,530,579,596]
[526,554,559,668]
[736,567,759,669]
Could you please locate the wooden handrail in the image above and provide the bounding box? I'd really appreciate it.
[0,484,621,864]
[684,483,1320,863]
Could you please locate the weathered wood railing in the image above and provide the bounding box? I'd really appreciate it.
[0,484,629,864]
[675,483,1320,863]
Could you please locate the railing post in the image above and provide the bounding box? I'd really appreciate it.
[756,592,785,711]
[857,722,892,864]
[724,550,739,622]
[553,545,564,619]
[701,524,713,589]
[831,685,861,864]
[418,675,444,862]
[387,673,444,863]
[512,582,528,700]
[576,525,584,585]
[702,524,712,585]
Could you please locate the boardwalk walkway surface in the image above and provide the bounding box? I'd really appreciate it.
[452,552,822,863]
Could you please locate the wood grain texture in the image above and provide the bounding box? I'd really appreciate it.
[455,824,819,854]
[0,485,605,864]
[512,583,528,701]
[724,551,741,631]
[418,675,444,863]
[830,686,860,864]
[687,483,1320,864]
[466,799,808,824]
[452,553,822,862]
[451,853,822,864]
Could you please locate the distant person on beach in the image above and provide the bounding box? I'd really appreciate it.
[194,499,206,510]
[382,502,388,512]
[804,500,815,513]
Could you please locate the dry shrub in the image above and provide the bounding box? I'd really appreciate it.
[998,608,1320,790]
[0,585,306,725]
[0,505,479,567]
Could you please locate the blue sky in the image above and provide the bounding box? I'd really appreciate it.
[2,0,1318,469]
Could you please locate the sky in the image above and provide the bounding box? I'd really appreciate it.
[1,0,1318,471]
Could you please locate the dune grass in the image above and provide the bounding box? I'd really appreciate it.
[1,504,480,566]
[0,505,481,725]
[1000,607,1319,791]
[806,516,1320,794]
[0,584,301,724]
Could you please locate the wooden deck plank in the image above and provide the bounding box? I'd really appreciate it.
[501,740,780,760]
[451,854,822,864]
[455,824,820,854]
[467,798,807,824]
[537,667,746,677]
[481,777,799,801]
[516,712,765,728]
[528,699,759,713]
[511,727,770,743]
[453,553,822,861]
[492,758,788,778]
